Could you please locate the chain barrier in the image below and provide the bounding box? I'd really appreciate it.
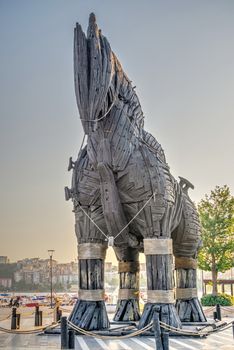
[43,309,56,315]
[0,314,233,339]
[203,306,216,314]
[0,308,55,319]
[0,313,11,322]
[0,303,233,340]
[0,321,60,335]
[67,320,153,339]
[220,306,234,313]
[60,307,72,313]
[66,317,234,340]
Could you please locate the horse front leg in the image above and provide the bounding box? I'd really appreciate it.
[113,247,141,321]
[69,206,109,330]
[139,237,181,329]
[139,202,181,329]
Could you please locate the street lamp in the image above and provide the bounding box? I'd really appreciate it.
[48,250,55,308]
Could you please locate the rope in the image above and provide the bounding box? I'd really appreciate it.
[203,306,233,315]
[113,192,156,241]
[60,307,72,313]
[175,257,197,269]
[159,321,208,336]
[175,288,197,299]
[67,320,153,339]
[118,261,140,273]
[208,321,234,333]
[78,243,107,259]
[75,202,109,240]
[203,306,216,313]
[220,306,234,313]
[0,308,55,322]
[78,289,105,301]
[0,321,59,335]
[43,309,55,315]
[0,313,11,322]
[19,311,35,317]
[147,290,175,304]
[159,320,234,336]
[144,238,173,255]
[74,191,156,243]
[72,91,165,245]
[67,319,210,339]
[0,313,232,338]
[80,96,117,122]
[118,289,139,300]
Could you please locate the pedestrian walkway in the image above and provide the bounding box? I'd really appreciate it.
[0,326,233,349]
[0,311,233,349]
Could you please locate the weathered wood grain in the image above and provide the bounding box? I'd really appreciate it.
[69,257,109,330]
[175,267,206,322]
[66,13,205,330]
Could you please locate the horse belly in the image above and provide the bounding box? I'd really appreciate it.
[116,149,153,203]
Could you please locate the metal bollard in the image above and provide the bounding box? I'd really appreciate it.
[11,307,17,330]
[59,309,62,321]
[153,312,163,350]
[216,304,221,321]
[38,310,43,326]
[162,332,169,350]
[16,313,21,329]
[68,329,75,349]
[61,316,68,349]
[35,306,41,326]
[56,306,62,322]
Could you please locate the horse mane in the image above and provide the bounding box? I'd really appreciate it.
[74,13,144,133]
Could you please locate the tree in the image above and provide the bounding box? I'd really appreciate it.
[198,185,234,295]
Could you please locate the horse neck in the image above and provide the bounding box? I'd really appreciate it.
[86,102,140,170]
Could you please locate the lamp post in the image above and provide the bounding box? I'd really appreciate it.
[48,250,55,308]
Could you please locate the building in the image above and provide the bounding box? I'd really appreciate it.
[13,258,79,289]
[0,256,9,264]
[0,278,12,288]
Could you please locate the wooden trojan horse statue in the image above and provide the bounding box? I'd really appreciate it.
[65,14,206,330]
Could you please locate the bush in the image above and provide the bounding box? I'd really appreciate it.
[201,293,234,306]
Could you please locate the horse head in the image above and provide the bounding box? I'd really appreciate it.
[74,13,144,135]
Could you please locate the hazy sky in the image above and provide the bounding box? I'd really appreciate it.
[0,0,233,263]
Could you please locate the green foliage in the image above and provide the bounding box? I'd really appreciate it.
[198,185,234,273]
[201,293,234,306]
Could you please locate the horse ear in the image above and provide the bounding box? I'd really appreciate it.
[74,14,114,133]
[74,22,89,126]
[86,14,113,121]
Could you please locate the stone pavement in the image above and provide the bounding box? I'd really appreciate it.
[0,308,233,349]
[0,328,233,349]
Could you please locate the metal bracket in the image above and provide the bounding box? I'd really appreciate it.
[68,157,76,171]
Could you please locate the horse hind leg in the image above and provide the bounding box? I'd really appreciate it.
[113,246,141,322]
[172,194,206,322]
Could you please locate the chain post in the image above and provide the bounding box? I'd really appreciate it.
[61,316,68,349]
[11,307,17,330]
[216,304,221,321]
[68,329,75,349]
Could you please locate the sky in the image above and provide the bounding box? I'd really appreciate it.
[0,0,233,263]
